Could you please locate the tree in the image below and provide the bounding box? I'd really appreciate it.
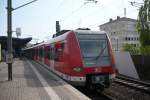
[137,0,150,47]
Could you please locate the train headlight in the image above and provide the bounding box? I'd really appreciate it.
[73,67,82,72]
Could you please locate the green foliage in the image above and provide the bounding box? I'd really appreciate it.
[123,44,150,55]
[122,44,140,55]
[136,0,150,47]
[140,46,150,55]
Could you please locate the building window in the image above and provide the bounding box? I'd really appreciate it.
[131,37,134,41]
[128,37,130,41]
[134,37,136,41]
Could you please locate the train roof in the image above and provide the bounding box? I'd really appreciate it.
[23,42,45,50]
[23,30,107,50]
[74,30,107,35]
[45,31,70,45]
[45,30,107,45]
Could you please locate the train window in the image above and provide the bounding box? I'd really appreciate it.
[36,48,38,57]
[46,47,50,59]
[54,48,59,61]
[37,48,39,57]
[49,47,55,60]
[39,47,44,58]
[39,48,41,57]
[42,47,44,58]
[77,34,110,67]
[49,48,52,59]
[41,48,42,57]
[79,40,108,57]
[32,49,34,59]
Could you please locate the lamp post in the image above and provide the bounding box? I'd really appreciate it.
[7,0,13,81]
[7,0,38,81]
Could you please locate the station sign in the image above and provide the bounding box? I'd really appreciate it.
[6,53,13,64]
[16,28,21,37]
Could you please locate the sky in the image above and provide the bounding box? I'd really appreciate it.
[0,0,143,43]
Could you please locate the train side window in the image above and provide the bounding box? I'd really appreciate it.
[39,48,41,57]
[41,48,43,58]
[42,47,44,58]
[49,47,55,60]
[39,48,44,58]
[37,48,39,57]
[50,48,52,60]
[47,47,50,59]
[36,49,38,57]
[52,48,55,60]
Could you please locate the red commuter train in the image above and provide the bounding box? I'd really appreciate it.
[23,29,116,89]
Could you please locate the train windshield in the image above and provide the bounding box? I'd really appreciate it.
[77,33,110,67]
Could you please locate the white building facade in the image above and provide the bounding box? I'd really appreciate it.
[99,17,140,51]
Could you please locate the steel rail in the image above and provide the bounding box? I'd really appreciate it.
[116,75,150,87]
[114,77,150,94]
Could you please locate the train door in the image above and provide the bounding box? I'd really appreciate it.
[33,48,36,60]
[44,45,50,66]
[39,47,41,62]
[50,44,55,71]
[39,46,43,62]
[54,42,65,73]
[31,49,34,59]
[34,48,38,61]
[42,46,44,64]
[37,47,40,61]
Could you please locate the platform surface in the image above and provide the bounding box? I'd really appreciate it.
[0,59,90,100]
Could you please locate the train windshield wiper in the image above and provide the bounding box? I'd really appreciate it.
[94,45,107,60]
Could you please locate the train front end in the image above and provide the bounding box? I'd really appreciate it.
[70,30,116,88]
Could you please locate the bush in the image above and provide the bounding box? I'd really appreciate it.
[140,46,150,55]
[122,44,140,55]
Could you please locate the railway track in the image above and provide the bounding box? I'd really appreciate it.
[115,75,150,94]
[76,75,150,100]
[102,75,150,100]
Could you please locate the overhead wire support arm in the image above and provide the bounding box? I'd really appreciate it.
[130,1,144,8]
[6,0,39,81]
[12,0,38,11]
[84,0,98,5]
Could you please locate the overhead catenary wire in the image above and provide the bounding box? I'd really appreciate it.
[60,4,85,22]
[130,1,144,8]
[62,0,117,29]
[51,0,67,16]
[60,0,98,22]
[57,0,66,9]
[58,0,140,31]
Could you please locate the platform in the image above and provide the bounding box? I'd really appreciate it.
[0,59,90,100]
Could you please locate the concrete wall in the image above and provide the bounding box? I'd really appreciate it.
[114,52,139,79]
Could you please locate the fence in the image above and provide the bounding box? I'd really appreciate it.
[131,55,150,81]
[0,44,1,62]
